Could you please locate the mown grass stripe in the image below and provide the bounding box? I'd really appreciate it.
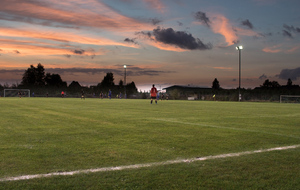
[156,118,300,139]
[1,144,299,182]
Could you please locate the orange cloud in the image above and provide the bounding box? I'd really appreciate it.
[0,0,153,32]
[285,45,300,53]
[234,27,258,37]
[213,67,234,71]
[262,45,282,53]
[0,27,139,48]
[210,14,238,46]
[146,40,187,52]
[0,39,103,56]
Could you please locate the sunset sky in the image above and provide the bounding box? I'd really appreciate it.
[0,0,299,91]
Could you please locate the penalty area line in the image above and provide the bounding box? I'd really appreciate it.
[1,144,300,182]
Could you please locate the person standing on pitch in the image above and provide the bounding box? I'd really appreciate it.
[108,89,112,99]
[81,90,85,100]
[150,84,158,104]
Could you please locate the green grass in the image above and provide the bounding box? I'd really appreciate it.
[0,98,299,189]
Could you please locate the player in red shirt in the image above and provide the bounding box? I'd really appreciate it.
[150,84,158,104]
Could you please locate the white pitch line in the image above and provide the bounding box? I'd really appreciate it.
[1,144,300,182]
[155,118,300,139]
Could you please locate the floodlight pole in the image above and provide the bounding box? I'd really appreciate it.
[124,65,127,99]
[236,46,243,101]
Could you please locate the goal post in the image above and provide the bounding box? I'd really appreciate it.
[3,89,30,97]
[280,95,300,103]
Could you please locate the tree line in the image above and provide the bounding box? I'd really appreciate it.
[200,78,300,101]
[0,63,138,98]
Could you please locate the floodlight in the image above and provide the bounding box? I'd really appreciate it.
[236,46,243,50]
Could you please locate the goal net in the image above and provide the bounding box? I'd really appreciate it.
[4,89,30,97]
[280,95,300,103]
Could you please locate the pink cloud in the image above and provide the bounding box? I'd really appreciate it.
[0,39,104,56]
[285,45,300,53]
[0,27,139,48]
[209,14,238,46]
[262,45,282,53]
[143,0,165,13]
[0,0,153,32]
[213,67,234,71]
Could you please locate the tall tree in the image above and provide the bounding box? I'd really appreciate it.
[126,81,138,95]
[45,73,67,87]
[212,78,220,90]
[100,72,115,88]
[21,63,46,87]
[287,78,293,86]
[68,81,81,89]
[35,63,45,86]
[21,65,36,86]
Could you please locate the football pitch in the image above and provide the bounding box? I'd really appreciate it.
[0,98,299,189]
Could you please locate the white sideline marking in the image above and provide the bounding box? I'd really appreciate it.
[1,144,299,182]
[156,118,300,139]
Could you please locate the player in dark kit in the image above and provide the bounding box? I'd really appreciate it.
[81,90,85,100]
[150,84,158,104]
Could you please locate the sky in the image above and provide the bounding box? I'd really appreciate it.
[0,0,300,91]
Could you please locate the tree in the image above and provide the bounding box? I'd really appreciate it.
[100,72,115,88]
[287,78,293,86]
[119,80,124,88]
[262,79,271,88]
[262,79,280,88]
[35,63,45,86]
[45,73,67,87]
[21,63,46,87]
[68,81,81,90]
[21,65,36,86]
[126,81,138,95]
[271,81,280,88]
[212,78,220,90]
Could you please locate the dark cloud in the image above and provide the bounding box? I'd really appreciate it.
[283,24,300,33]
[177,21,183,26]
[241,19,253,29]
[64,54,71,58]
[136,31,152,38]
[68,49,95,58]
[194,11,210,27]
[282,24,300,38]
[276,67,300,80]
[14,50,20,54]
[72,49,85,55]
[282,30,293,38]
[152,27,212,50]
[260,32,272,37]
[124,38,137,44]
[259,74,267,80]
[253,32,272,39]
[149,18,162,25]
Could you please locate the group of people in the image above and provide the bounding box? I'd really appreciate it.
[59,85,164,103]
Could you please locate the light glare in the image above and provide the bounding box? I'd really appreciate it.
[236,46,243,50]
